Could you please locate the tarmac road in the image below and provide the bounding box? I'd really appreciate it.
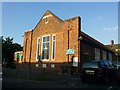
[2,76,120,90]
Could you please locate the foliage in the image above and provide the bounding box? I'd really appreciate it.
[114,49,120,56]
[1,36,23,68]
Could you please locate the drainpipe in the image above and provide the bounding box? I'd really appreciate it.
[24,38,28,63]
[29,29,33,79]
[29,30,33,69]
[68,29,70,64]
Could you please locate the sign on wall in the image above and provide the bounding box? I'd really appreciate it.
[16,53,20,59]
[66,49,74,54]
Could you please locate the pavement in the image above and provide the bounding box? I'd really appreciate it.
[2,76,120,90]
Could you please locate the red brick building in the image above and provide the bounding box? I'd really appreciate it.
[15,10,115,74]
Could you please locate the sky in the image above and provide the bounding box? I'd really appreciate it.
[2,2,118,46]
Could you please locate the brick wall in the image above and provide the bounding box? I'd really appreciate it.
[23,30,32,63]
[22,11,81,72]
[20,10,114,73]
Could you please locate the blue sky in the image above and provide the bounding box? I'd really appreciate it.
[2,2,118,46]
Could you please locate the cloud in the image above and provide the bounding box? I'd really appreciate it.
[103,26,118,32]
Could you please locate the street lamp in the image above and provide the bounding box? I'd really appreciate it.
[78,35,83,71]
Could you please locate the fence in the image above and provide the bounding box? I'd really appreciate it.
[3,68,63,81]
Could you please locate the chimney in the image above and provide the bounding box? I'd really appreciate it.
[111,40,114,46]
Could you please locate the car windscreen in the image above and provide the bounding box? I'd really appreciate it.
[82,62,99,68]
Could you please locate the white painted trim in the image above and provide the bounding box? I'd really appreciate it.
[36,37,40,61]
[42,14,52,19]
[45,21,48,24]
[51,34,56,60]
[41,35,50,61]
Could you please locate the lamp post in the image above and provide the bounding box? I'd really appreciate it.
[29,29,33,80]
[78,36,83,72]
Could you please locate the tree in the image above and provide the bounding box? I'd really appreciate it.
[115,49,120,56]
[1,36,23,63]
[115,49,120,61]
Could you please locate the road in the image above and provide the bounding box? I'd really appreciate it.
[2,76,120,90]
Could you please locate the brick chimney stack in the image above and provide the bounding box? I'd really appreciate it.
[111,40,114,46]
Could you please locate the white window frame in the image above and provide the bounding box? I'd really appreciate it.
[45,17,48,24]
[95,48,100,60]
[51,35,56,60]
[42,14,52,24]
[103,50,107,60]
[41,35,50,61]
[36,37,41,61]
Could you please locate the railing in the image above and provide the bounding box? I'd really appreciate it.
[2,68,62,81]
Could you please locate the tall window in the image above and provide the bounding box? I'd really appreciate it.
[95,48,100,60]
[52,35,56,60]
[36,38,40,61]
[103,50,107,60]
[108,52,112,60]
[42,36,50,60]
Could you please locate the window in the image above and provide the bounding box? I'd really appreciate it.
[45,17,48,24]
[36,38,41,61]
[108,52,112,60]
[42,36,50,60]
[103,50,107,60]
[52,35,56,60]
[95,48,100,60]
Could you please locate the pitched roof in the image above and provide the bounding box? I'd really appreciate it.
[64,16,80,21]
[45,10,63,22]
[33,10,63,30]
[30,10,114,53]
[106,44,120,50]
[81,31,113,52]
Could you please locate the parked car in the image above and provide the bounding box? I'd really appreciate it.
[112,61,120,84]
[80,60,117,84]
[112,61,120,69]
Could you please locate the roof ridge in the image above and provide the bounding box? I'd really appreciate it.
[64,16,80,21]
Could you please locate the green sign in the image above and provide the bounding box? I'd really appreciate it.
[16,53,20,59]
[66,49,74,54]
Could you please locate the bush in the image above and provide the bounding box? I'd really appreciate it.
[9,62,16,69]
[3,62,16,69]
